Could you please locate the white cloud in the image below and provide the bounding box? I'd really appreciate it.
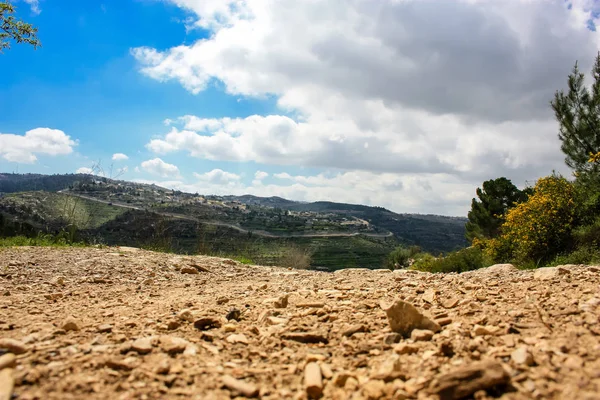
[23,0,41,15]
[140,158,180,177]
[112,153,129,161]
[133,0,600,214]
[194,168,241,185]
[254,170,268,180]
[0,128,76,163]
[76,167,94,174]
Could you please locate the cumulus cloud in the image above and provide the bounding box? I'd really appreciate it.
[76,167,94,174]
[194,168,241,185]
[133,0,600,214]
[140,158,180,177]
[0,128,76,163]
[254,171,268,180]
[112,153,129,161]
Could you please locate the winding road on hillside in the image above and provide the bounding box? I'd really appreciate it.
[59,191,394,239]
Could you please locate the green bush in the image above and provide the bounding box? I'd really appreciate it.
[548,245,600,267]
[385,245,421,269]
[411,247,490,273]
[279,245,312,269]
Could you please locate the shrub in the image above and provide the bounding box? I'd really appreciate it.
[548,245,600,267]
[385,245,421,269]
[484,175,577,265]
[411,247,490,273]
[279,245,312,269]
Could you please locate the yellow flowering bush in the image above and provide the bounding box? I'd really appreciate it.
[481,175,577,264]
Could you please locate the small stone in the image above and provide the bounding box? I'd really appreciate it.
[423,289,437,304]
[178,309,195,322]
[372,355,404,382]
[155,358,170,374]
[44,293,63,301]
[442,298,459,309]
[320,363,334,379]
[429,360,510,400]
[296,302,325,308]
[216,296,229,305]
[534,266,569,281]
[266,316,288,326]
[362,379,386,399]
[273,294,289,308]
[61,317,81,332]
[383,333,402,345]
[159,336,188,354]
[97,324,113,333]
[222,374,259,398]
[167,320,181,330]
[105,357,137,371]
[394,343,419,355]
[436,317,452,326]
[132,337,153,354]
[511,346,534,366]
[334,372,353,387]
[0,339,27,355]
[226,333,249,345]
[305,362,323,399]
[411,329,434,341]
[0,353,16,369]
[223,323,237,332]
[473,325,498,337]
[380,299,441,336]
[0,368,14,400]
[194,317,222,331]
[281,332,328,344]
[343,324,368,337]
[180,267,199,274]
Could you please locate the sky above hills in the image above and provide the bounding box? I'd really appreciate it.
[1,0,600,216]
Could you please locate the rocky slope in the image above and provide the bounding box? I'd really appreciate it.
[0,246,599,399]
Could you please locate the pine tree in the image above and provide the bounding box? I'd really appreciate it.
[466,177,528,242]
[551,53,600,177]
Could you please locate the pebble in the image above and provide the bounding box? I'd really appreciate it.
[429,360,510,399]
[342,324,368,337]
[411,329,434,341]
[511,346,534,366]
[0,354,16,370]
[304,362,323,399]
[222,374,259,398]
[380,299,441,336]
[383,333,402,345]
[194,317,222,331]
[226,333,249,345]
[281,332,328,344]
[132,337,153,354]
[180,267,199,274]
[394,343,419,355]
[61,317,80,332]
[97,324,113,333]
[0,339,27,355]
[0,368,14,400]
[159,336,188,354]
[473,325,497,336]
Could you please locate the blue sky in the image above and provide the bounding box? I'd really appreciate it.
[1,0,599,215]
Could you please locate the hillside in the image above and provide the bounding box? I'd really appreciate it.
[0,246,599,399]
[0,173,468,268]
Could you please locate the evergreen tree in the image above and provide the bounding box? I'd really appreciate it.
[551,54,600,177]
[466,177,528,242]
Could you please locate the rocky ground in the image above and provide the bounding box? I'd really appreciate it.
[0,246,599,400]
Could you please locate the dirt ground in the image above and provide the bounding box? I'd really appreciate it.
[0,246,599,400]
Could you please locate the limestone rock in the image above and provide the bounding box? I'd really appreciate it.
[411,329,434,341]
[222,375,259,398]
[61,317,81,332]
[304,362,323,399]
[0,368,14,400]
[159,336,188,354]
[0,339,27,355]
[0,354,16,370]
[132,337,154,354]
[380,299,441,336]
[428,360,510,400]
[511,346,534,366]
[534,266,570,280]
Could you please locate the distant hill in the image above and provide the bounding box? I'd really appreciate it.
[0,173,469,262]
